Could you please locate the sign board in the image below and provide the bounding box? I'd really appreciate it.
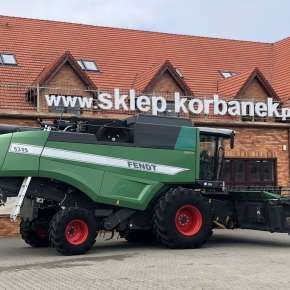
[45,89,290,120]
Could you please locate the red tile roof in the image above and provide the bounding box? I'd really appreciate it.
[218,69,254,97]
[0,15,289,109]
[218,67,279,100]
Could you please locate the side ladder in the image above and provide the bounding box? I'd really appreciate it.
[10,177,32,222]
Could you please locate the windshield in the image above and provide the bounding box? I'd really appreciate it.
[199,135,224,181]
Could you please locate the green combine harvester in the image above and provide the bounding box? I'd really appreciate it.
[0,115,289,255]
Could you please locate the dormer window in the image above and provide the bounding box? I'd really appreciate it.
[0,53,17,65]
[77,60,99,71]
[220,70,237,78]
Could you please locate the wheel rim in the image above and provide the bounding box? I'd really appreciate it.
[175,205,203,236]
[65,219,89,245]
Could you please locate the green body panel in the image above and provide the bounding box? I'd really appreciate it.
[0,131,49,176]
[39,141,197,209]
[0,133,12,169]
[0,127,199,210]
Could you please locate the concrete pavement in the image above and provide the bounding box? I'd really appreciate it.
[0,229,290,289]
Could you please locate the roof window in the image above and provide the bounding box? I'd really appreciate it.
[175,68,183,78]
[0,53,17,65]
[77,60,99,71]
[220,70,237,78]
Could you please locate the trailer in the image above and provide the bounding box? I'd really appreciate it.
[0,115,289,255]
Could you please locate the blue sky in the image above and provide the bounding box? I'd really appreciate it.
[1,0,289,42]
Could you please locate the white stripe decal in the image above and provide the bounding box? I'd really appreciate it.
[9,143,189,175]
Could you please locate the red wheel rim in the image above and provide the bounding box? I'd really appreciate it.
[65,219,89,245]
[175,205,203,236]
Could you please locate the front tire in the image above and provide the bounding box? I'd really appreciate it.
[153,187,212,249]
[49,208,97,255]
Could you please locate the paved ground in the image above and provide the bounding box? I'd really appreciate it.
[0,230,290,290]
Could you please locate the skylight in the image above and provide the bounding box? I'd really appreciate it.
[175,68,183,78]
[77,60,85,70]
[77,60,99,71]
[0,53,17,65]
[220,70,237,79]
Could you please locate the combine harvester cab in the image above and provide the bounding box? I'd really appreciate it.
[0,115,289,255]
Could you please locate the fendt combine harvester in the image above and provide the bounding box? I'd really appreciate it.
[0,115,290,255]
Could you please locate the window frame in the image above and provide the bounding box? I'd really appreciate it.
[219,70,237,79]
[0,53,17,66]
[77,59,99,72]
[223,158,277,187]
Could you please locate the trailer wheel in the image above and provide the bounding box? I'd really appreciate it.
[120,229,155,243]
[20,219,50,247]
[49,208,97,255]
[153,187,212,249]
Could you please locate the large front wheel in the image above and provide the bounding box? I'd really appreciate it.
[49,208,97,255]
[153,188,212,248]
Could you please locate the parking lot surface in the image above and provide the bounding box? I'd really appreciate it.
[0,229,290,290]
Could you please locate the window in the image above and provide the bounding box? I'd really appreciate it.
[241,110,267,122]
[222,158,276,188]
[200,135,217,180]
[240,103,267,122]
[220,70,237,78]
[77,60,85,70]
[77,60,99,71]
[0,53,17,65]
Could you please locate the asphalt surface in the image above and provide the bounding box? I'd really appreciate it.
[0,229,290,290]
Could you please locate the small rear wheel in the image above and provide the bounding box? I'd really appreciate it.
[49,208,97,255]
[20,219,50,247]
[153,187,212,248]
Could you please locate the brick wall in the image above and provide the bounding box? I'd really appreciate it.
[0,68,289,236]
[240,78,269,101]
[39,63,96,112]
[150,71,183,96]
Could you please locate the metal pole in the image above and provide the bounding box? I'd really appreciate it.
[36,84,40,113]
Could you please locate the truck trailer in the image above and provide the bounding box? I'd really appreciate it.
[0,115,289,255]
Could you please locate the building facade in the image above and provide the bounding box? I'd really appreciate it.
[0,16,290,232]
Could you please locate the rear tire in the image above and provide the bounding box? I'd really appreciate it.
[20,219,50,247]
[153,187,212,249]
[49,208,97,255]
